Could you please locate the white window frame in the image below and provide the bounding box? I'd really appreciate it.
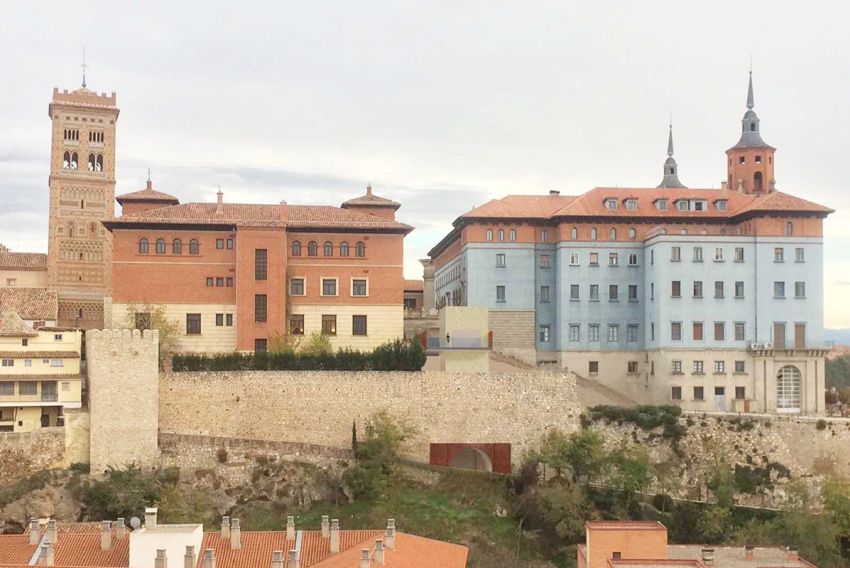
[320,277,339,297]
[350,277,369,297]
[289,277,307,296]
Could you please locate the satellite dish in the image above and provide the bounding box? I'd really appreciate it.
[130,517,141,530]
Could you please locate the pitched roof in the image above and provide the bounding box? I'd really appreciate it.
[0,251,48,271]
[341,186,401,211]
[0,311,37,337]
[0,351,79,359]
[115,181,179,205]
[460,194,577,221]
[311,532,469,568]
[0,288,58,321]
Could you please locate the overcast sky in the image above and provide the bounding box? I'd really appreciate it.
[1,1,848,327]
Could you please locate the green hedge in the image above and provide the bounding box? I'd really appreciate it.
[172,339,426,372]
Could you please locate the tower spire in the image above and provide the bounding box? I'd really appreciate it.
[657,123,686,189]
[80,47,88,89]
[746,69,754,110]
[666,122,674,157]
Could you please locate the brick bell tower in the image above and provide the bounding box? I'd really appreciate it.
[46,67,120,329]
[726,71,776,194]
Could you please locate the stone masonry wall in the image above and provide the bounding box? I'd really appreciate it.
[159,370,580,464]
[489,310,536,365]
[86,329,160,473]
[0,428,65,485]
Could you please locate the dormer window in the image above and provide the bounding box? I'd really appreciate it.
[715,200,728,212]
[693,200,706,211]
[625,199,638,210]
[656,199,668,211]
[604,199,618,210]
[676,200,690,211]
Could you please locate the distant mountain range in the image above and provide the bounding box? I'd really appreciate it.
[825,329,850,345]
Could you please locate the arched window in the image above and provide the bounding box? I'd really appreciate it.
[486,229,493,241]
[96,154,103,172]
[340,241,350,257]
[609,227,617,241]
[498,229,504,241]
[509,229,516,241]
[139,238,149,255]
[189,239,200,255]
[570,227,578,240]
[680,228,688,235]
[63,151,71,169]
[628,228,636,241]
[155,238,166,254]
[776,365,802,412]
[70,152,78,170]
[87,154,96,171]
[590,227,597,241]
[308,241,318,256]
[540,229,548,242]
[173,239,183,255]
[324,241,333,256]
[80,199,85,210]
[291,240,301,256]
[355,241,366,257]
[785,222,793,236]
[754,171,763,192]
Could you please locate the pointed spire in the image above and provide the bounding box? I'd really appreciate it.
[145,168,152,190]
[746,69,754,110]
[657,123,686,189]
[730,68,772,150]
[667,123,674,157]
[81,47,88,89]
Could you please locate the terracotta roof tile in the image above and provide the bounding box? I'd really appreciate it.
[0,251,48,270]
[0,311,37,337]
[404,280,424,291]
[0,351,79,359]
[461,194,576,220]
[0,535,36,565]
[115,184,179,205]
[342,188,401,210]
[311,532,469,568]
[198,531,293,568]
[0,288,58,321]
[53,533,129,567]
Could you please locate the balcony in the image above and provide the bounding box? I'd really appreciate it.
[41,394,58,402]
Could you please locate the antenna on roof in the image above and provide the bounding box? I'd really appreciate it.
[80,47,88,89]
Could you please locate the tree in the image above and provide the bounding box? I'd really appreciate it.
[531,429,606,484]
[826,354,850,389]
[607,444,652,508]
[301,331,332,355]
[532,481,591,541]
[343,412,415,499]
[268,330,300,354]
[124,303,180,368]
[706,456,736,508]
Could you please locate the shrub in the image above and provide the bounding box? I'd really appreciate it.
[816,419,828,431]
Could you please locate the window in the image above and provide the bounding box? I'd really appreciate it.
[693,360,704,374]
[340,242,350,257]
[734,322,746,341]
[777,365,802,411]
[774,247,784,262]
[589,285,599,301]
[607,324,619,342]
[539,254,550,268]
[292,241,302,256]
[650,323,655,340]
[570,284,580,301]
[226,277,233,287]
[322,278,338,296]
[716,200,728,211]
[676,200,690,211]
[308,241,318,256]
[189,239,200,255]
[650,250,654,265]
[540,229,549,242]
[206,277,214,287]
[671,387,682,401]
[590,228,597,241]
[656,199,668,211]
[625,199,637,210]
[671,246,681,262]
[216,238,224,250]
[734,281,744,298]
[0,382,12,396]
[496,254,506,267]
[1,359,13,367]
[170,238,182,255]
[352,278,368,296]
[795,281,806,298]
[628,227,637,240]
[692,247,703,262]
[671,322,682,341]
[714,248,724,261]
[604,199,617,210]
[627,324,638,342]
[628,285,638,301]
[509,229,516,241]
[672,360,683,374]
[714,281,724,298]
[321,315,337,335]
[139,238,149,254]
[226,238,234,249]
[569,252,580,266]
[694,386,705,401]
[627,361,638,374]
[486,229,493,241]
[693,322,704,341]
[186,314,201,335]
[735,386,746,400]
[540,286,550,303]
[785,222,794,236]
[539,325,551,342]
[608,252,618,266]
[355,241,366,257]
[735,360,746,373]
[714,322,725,341]
[609,228,617,241]
[496,285,506,302]
[216,314,224,326]
[290,278,305,295]
[6,278,15,287]
[252,339,268,353]
[588,324,600,342]
[735,247,744,262]
[671,280,681,298]
[497,229,504,241]
[54,333,63,341]
[570,227,577,240]
[795,248,805,262]
[21,338,27,346]
[589,361,599,374]
[608,285,618,301]
[289,315,305,335]
[154,238,166,255]
[693,281,703,298]
[19,381,37,396]
[628,253,638,266]
[569,324,580,342]
[589,252,599,266]
[254,249,268,280]
[650,283,654,300]
[323,241,334,257]
[353,315,368,336]
[714,360,726,374]
[215,277,224,287]
[774,281,785,298]
[255,294,267,323]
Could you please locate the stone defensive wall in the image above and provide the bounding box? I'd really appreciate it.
[159,370,581,465]
[0,428,65,485]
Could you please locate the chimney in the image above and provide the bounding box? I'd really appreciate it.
[701,548,715,566]
[788,549,799,561]
[320,515,330,538]
[184,546,196,568]
[549,190,560,196]
[230,518,241,549]
[220,516,231,540]
[155,549,167,568]
[100,520,112,551]
[736,178,745,192]
[46,520,57,545]
[287,550,299,568]
[374,539,385,565]
[271,550,284,568]
[745,545,754,560]
[330,519,340,554]
[360,548,371,568]
[145,507,158,530]
[40,541,55,566]
[286,516,295,541]
[28,518,39,545]
[203,549,216,568]
[116,518,126,539]
[721,180,728,190]
[217,190,224,205]
[385,519,395,550]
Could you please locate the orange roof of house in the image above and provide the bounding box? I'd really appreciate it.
[310,532,469,568]
[461,193,577,220]
[0,251,48,271]
[52,533,130,567]
[0,288,58,322]
[0,535,38,565]
[0,350,79,359]
[586,520,667,531]
[404,279,424,291]
[0,311,37,337]
[115,182,179,205]
[342,186,401,210]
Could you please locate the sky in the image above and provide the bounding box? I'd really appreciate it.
[1,1,849,327]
